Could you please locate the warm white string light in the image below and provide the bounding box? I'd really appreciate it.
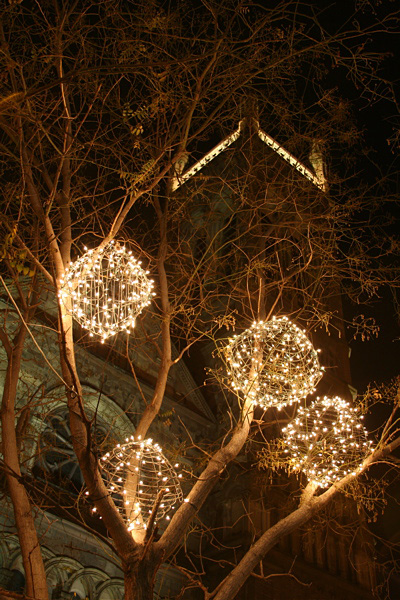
[171,120,325,191]
[99,437,183,535]
[282,396,373,487]
[225,316,323,410]
[59,241,155,341]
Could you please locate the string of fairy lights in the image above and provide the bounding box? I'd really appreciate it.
[59,241,155,342]
[225,316,324,411]
[60,241,373,532]
[282,396,373,487]
[99,437,183,534]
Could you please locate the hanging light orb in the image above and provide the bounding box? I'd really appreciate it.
[59,241,155,341]
[225,316,323,410]
[282,396,373,488]
[99,437,183,533]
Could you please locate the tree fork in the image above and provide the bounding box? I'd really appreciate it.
[123,546,163,600]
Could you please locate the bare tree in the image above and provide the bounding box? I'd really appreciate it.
[0,1,399,599]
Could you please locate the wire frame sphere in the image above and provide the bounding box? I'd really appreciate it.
[100,437,183,532]
[59,241,155,341]
[282,396,373,488]
[225,316,323,410]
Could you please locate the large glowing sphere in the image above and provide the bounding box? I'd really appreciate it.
[100,437,183,532]
[225,316,323,410]
[282,396,373,487]
[59,241,154,341]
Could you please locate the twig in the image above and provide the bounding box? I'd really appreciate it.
[142,489,165,553]
[0,276,69,387]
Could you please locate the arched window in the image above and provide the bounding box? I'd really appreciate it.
[33,385,134,492]
[35,406,110,490]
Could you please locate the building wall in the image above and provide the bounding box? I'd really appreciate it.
[0,285,213,599]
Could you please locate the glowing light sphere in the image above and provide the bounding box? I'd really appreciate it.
[59,241,155,341]
[100,437,183,532]
[282,396,373,487]
[225,316,323,410]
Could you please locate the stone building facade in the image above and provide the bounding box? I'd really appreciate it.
[0,283,215,598]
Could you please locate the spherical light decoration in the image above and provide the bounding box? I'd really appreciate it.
[100,437,183,532]
[225,316,323,410]
[282,396,373,487]
[59,241,155,341]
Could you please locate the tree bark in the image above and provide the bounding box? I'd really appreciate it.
[0,328,49,600]
[212,491,317,600]
[57,304,139,564]
[157,399,254,558]
[134,198,172,440]
[211,438,400,600]
[123,549,162,600]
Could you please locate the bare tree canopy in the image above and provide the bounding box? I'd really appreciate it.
[0,1,399,599]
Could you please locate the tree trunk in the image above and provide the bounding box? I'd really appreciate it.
[123,552,160,600]
[0,332,49,600]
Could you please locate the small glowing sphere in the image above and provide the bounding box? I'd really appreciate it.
[100,437,183,531]
[59,241,154,341]
[282,396,373,487]
[225,316,323,410]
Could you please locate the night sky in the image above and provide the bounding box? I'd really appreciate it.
[319,1,400,394]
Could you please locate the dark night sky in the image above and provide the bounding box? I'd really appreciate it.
[345,94,399,393]
[275,0,400,393]
[317,1,400,393]
[346,78,400,393]
[347,291,400,393]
